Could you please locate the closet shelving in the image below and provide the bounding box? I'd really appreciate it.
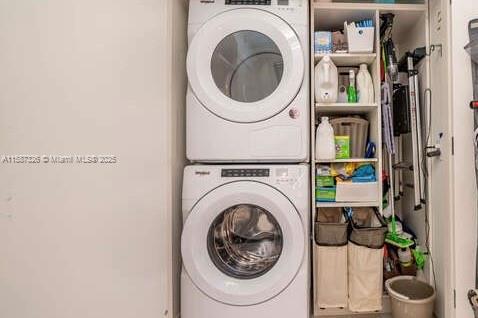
[314,103,378,113]
[310,1,429,316]
[314,53,377,66]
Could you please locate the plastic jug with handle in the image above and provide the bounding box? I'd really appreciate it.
[315,56,338,103]
[356,63,375,103]
[316,117,336,160]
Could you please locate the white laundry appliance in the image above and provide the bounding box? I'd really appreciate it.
[186,0,309,162]
[181,164,310,318]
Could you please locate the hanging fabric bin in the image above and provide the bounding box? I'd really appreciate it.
[314,208,348,310]
[347,208,387,312]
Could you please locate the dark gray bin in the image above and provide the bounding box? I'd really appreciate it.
[348,207,387,249]
[315,208,349,246]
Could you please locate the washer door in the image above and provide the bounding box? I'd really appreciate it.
[181,181,305,306]
[187,9,304,123]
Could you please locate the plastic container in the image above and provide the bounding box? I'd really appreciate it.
[385,276,436,318]
[315,56,338,103]
[356,64,375,103]
[330,117,369,158]
[344,23,375,53]
[316,117,336,160]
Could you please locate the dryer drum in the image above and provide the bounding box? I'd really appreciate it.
[207,204,283,280]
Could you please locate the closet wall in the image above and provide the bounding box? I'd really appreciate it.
[451,1,478,317]
[0,1,187,318]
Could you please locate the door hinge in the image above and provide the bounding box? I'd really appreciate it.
[454,289,457,308]
[451,137,455,155]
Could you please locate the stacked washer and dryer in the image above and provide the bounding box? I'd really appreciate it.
[182,1,310,318]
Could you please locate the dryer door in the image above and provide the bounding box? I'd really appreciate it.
[181,181,305,306]
[187,8,304,123]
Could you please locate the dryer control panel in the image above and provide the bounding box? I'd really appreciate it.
[223,0,303,6]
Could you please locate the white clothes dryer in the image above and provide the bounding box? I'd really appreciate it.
[187,0,309,162]
[181,164,310,318]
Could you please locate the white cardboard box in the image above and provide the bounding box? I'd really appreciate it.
[335,182,378,202]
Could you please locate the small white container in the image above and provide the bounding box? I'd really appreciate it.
[345,23,375,53]
[335,182,378,202]
[316,117,336,160]
[357,64,375,103]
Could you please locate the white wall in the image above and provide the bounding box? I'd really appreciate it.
[0,1,186,318]
[451,1,478,317]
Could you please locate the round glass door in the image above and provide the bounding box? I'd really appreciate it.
[181,181,305,306]
[208,204,283,279]
[211,31,284,104]
[186,8,304,123]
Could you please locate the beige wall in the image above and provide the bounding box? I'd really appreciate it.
[0,1,187,317]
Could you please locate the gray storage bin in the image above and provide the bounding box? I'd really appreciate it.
[348,207,387,249]
[315,208,348,246]
[330,117,369,158]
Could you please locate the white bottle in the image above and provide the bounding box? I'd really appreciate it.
[315,56,338,103]
[356,63,375,103]
[316,117,336,160]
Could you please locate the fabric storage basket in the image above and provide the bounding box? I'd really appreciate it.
[315,245,348,310]
[347,208,387,312]
[315,208,348,246]
[314,208,348,310]
[330,117,369,158]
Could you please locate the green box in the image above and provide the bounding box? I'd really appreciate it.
[316,175,335,188]
[315,187,336,202]
[335,136,351,159]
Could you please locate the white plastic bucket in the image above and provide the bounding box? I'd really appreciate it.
[385,276,435,318]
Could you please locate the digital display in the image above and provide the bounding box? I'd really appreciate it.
[221,169,270,178]
[225,0,272,5]
[277,0,289,5]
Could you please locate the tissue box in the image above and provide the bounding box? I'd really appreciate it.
[315,31,332,54]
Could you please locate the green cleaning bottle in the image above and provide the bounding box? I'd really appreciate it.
[347,70,357,103]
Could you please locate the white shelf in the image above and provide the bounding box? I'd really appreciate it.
[315,103,378,113]
[313,1,427,12]
[316,158,378,163]
[316,201,380,208]
[314,53,376,66]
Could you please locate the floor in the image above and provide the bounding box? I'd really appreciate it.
[319,315,392,318]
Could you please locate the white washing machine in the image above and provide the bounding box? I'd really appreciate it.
[181,164,310,318]
[187,0,309,162]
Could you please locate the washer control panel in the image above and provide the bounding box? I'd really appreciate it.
[225,0,271,5]
[221,168,270,178]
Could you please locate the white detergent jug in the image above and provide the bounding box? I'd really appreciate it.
[316,117,336,160]
[356,63,375,103]
[315,56,338,103]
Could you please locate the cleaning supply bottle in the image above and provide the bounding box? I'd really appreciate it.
[315,56,338,103]
[356,64,375,103]
[398,247,413,267]
[347,70,357,103]
[316,117,336,160]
